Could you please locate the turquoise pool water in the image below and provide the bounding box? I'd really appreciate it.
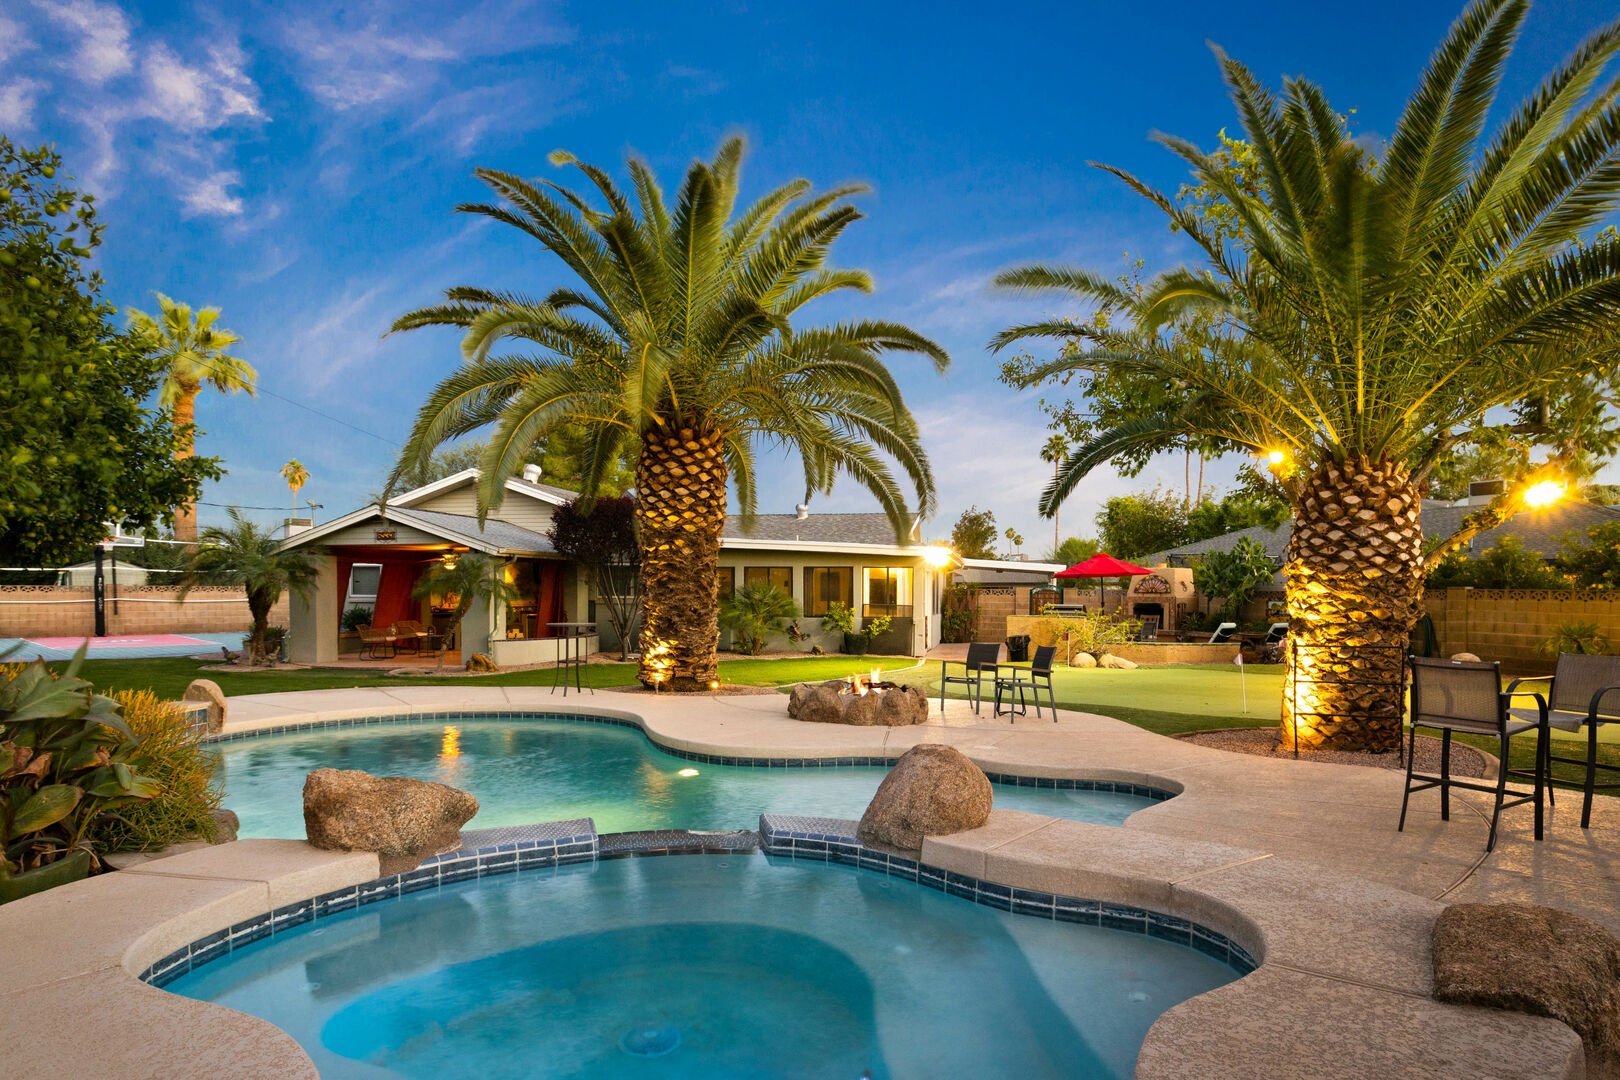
[168,854,1233,1078]
[216,715,1160,837]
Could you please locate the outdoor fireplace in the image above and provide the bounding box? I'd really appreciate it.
[789,672,930,726]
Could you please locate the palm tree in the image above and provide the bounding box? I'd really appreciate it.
[993,0,1620,752]
[720,582,801,655]
[1039,434,1067,553]
[410,553,520,673]
[127,294,258,541]
[389,137,948,690]
[181,508,319,665]
[280,460,308,520]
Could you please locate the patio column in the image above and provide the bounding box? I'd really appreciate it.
[290,552,338,663]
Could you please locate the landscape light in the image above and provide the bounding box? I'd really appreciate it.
[708,680,721,691]
[1265,449,1288,466]
[1522,479,1566,508]
[678,768,699,777]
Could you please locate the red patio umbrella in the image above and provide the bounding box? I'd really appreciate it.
[1054,553,1152,615]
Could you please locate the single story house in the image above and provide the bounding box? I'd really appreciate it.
[279,467,964,665]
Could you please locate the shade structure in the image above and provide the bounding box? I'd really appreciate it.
[1054,553,1152,579]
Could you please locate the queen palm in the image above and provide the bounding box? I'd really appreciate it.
[127,294,258,541]
[181,508,320,665]
[390,138,948,690]
[994,0,1620,751]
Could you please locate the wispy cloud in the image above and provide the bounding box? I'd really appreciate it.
[33,0,132,82]
[0,78,44,128]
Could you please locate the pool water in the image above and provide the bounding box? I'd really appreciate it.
[216,715,1159,837]
[168,854,1233,1079]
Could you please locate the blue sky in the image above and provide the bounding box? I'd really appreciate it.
[1,0,1609,552]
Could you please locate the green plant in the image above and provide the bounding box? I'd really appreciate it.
[548,496,641,660]
[719,583,800,655]
[183,508,321,665]
[2,653,160,899]
[940,582,977,643]
[341,606,373,632]
[1193,536,1275,617]
[388,137,948,690]
[1051,610,1141,662]
[1427,535,1572,590]
[864,613,894,639]
[260,625,288,658]
[820,602,857,636]
[411,553,521,672]
[995,1,1620,750]
[1541,621,1611,657]
[94,690,223,853]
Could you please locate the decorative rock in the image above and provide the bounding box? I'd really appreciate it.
[181,679,227,733]
[857,744,992,853]
[1098,653,1138,669]
[1433,903,1620,1079]
[1068,651,1098,668]
[1449,652,1483,663]
[467,653,498,673]
[789,681,929,726]
[208,808,239,844]
[303,768,479,874]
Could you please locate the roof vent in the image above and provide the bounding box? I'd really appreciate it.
[521,464,543,484]
[795,504,810,520]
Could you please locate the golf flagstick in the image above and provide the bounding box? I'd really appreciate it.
[1233,650,1247,714]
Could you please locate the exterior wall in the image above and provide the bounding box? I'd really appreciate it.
[413,486,559,534]
[289,556,338,663]
[490,634,599,668]
[716,550,942,656]
[1425,587,1620,673]
[318,521,453,548]
[0,586,287,639]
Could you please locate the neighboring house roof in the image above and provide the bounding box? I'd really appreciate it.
[722,513,914,547]
[391,468,578,508]
[954,557,1066,584]
[1138,499,1620,566]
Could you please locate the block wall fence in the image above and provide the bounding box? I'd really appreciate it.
[1424,587,1620,673]
[0,586,288,639]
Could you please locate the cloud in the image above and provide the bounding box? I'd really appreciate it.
[136,41,263,128]
[0,78,44,128]
[33,0,133,82]
[663,64,726,98]
[177,169,246,217]
[0,14,35,64]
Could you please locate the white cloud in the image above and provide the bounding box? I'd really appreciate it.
[178,169,246,217]
[137,42,263,128]
[34,0,133,82]
[0,15,35,63]
[0,78,44,128]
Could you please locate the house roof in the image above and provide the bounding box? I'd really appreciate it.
[721,513,914,546]
[1138,499,1620,566]
[391,468,578,509]
[277,504,555,556]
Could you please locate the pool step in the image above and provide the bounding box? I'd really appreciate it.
[598,829,760,856]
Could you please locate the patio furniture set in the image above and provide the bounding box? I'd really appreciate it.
[355,620,445,660]
[941,642,1059,721]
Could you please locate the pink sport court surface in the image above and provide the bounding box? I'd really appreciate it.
[1,632,246,660]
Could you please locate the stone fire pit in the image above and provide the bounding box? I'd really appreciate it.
[788,677,930,726]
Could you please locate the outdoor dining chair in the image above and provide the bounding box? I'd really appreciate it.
[1401,656,1547,852]
[356,624,397,661]
[1507,652,1620,829]
[994,645,1059,721]
[940,642,1001,715]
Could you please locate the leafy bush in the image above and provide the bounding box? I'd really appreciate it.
[820,601,856,635]
[1540,621,1611,657]
[94,691,223,853]
[341,606,373,631]
[720,583,801,655]
[864,613,894,639]
[2,655,159,890]
[1426,536,1571,590]
[941,583,977,643]
[1048,610,1141,662]
[1193,536,1276,617]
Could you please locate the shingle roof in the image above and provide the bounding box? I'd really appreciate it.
[721,513,912,546]
[1138,499,1620,565]
[389,507,556,554]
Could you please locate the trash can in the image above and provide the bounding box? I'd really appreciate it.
[1005,635,1031,663]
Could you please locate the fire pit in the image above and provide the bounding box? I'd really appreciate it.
[787,671,930,727]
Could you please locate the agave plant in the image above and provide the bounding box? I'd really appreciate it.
[1,651,160,902]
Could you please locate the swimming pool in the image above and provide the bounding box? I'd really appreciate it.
[167,853,1233,1078]
[214,714,1164,837]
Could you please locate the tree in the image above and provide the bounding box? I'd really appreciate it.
[1039,434,1068,551]
[181,508,320,664]
[389,138,946,690]
[280,460,308,519]
[1003,527,1025,556]
[0,139,217,566]
[1192,536,1276,617]
[410,553,520,672]
[1558,521,1620,589]
[1049,536,1100,566]
[994,2,1620,751]
[547,496,641,660]
[127,294,257,541]
[720,582,800,655]
[1428,536,1571,590]
[950,506,998,559]
[1184,489,1289,543]
[1096,489,1188,561]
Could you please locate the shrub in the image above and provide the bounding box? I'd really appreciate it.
[820,601,856,635]
[1540,621,1611,657]
[1046,609,1141,662]
[94,690,223,853]
[341,606,372,631]
[720,583,801,655]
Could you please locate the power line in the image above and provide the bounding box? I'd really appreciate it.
[183,354,404,449]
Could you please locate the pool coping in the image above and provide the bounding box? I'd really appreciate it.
[0,688,1591,1080]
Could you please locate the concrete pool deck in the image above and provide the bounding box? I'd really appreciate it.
[1,685,1613,1078]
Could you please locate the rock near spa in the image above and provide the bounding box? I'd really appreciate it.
[857,744,993,853]
[303,768,480,874]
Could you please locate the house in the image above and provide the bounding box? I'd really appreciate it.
[279,467,960,665]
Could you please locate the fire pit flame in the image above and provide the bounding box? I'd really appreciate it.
[846,667,888,696]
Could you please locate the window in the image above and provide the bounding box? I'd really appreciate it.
[342,563,382,615]
[864,567,913,619]
[743,566,792,594]
[802,566,853,617]
[716,566,734,600]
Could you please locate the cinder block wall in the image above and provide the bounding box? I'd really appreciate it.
[1425,588,1620,673]
[0,586,289,638]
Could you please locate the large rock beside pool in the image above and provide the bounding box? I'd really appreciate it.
[303,768,479,874]
[1432,902,1620,1078]
[857,744,992,854]
[182,679,227,733]
[789,680,929,726]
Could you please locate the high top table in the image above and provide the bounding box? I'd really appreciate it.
[547,622,596,696]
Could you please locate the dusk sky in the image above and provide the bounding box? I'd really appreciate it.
[1,0,1609,551]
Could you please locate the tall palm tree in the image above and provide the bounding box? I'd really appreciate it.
[181,508,319,665]
[127,294,258,541]
[280,460,308,520]
[994,0,1620,752]
[1039,433,1067,552]
[389,137,948,690]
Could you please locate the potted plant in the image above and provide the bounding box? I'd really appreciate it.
[863,613,895,654]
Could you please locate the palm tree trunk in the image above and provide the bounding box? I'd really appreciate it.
[173,387,199,542]
[634,420,727,691]
[1281,457,1424,752]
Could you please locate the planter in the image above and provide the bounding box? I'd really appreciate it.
[0,849,93,906]
[841,632,870,655]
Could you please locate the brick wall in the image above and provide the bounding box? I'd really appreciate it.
[1425,587,1620,673]
[0,586,289,638]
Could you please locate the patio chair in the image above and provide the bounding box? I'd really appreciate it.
[1401,656,1546,852]
[1260,622,1288,663]
[389,619,430,654]
[1507,652,1620,829]
[940,642,1002,715]
[1208,622,1238,645]
[356,624,397,661]
[1136,616,1160,642]
[994,645,1059,721]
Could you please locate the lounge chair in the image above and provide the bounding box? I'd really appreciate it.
[940,642,1001,715]
[357,624,397,661]
[1259,622,1288,663]
[1401,656,1546,852]
[1507,652,1620,829]
[1136,616,1160,642]
[994,645,1058,721]
[1208,622,1238,645]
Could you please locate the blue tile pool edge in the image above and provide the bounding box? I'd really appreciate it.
[136,814,1257,989]
[205,709,1178,801]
